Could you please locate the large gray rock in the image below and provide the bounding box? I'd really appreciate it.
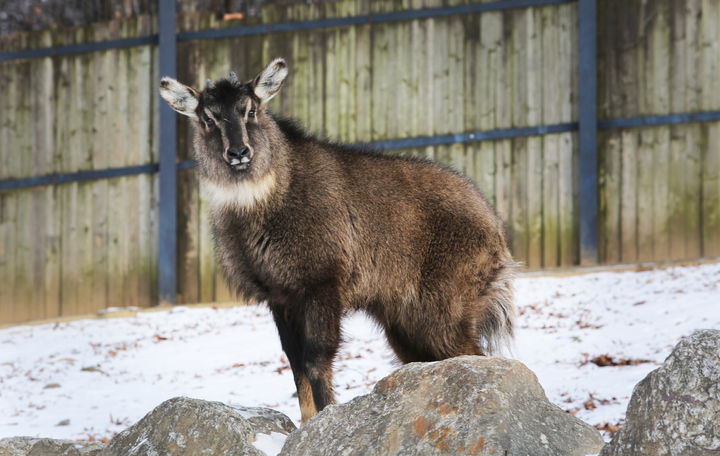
[601,329,720,456]
[281,356,604,455]
[101,397,296,456]
[0,437,103,456]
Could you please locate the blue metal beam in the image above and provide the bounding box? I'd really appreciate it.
[4,109,720,191]
[0,0,573,63]
[0,36,157,62]
[158,0,177,306]
[365,123,577,150]
[0,164,159,191]
[599,111,720,129]
[578,0,598,265]
[177,0,575,42]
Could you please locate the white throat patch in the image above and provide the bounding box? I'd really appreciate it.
[202,173,277,211]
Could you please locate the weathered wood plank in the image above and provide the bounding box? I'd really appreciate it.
[557,132,576,266]
[557,4,577,266]
[620,130,639,263]
[323,3,339,140]
[176,14,203,305]
[648,2,670,266]
[636,131,655,262]
[355,19,372,142]
[106,42,131,312]
[493,11,513,242]
[599,132,621,264]
[444,13,466,173]
[508,8,530,266]
[90,43,111,313]
[33,39,61,319]
[11,59,34,321]
[0,194,17,323]
[683,0,703,260]
[635,1,663,262]
[131,18,155,308]
[703,123,720,256]
[525,7,542,269]
[699,0,720,257]
[76,53,96,315]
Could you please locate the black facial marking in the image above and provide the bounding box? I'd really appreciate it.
[201,79,252,107]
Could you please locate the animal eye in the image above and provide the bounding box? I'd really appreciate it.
[248,110,256,118]
[205,118,215,127]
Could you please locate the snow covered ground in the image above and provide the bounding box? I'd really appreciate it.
[1,262,718,443]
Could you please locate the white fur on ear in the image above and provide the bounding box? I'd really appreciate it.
[253,58,288,103]
[159,77,199,118]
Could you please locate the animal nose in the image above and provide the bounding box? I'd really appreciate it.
[227,146,250,159]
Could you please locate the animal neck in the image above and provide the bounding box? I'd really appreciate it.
[202,172,279,213]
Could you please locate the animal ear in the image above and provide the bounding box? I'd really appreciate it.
[159,77,200,118]
[252,58,288,104]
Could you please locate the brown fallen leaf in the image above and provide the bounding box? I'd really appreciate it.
[583,398,596,411]
[587,354,652,367]
[595,422,622,438]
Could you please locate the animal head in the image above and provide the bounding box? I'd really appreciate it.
[159,58,288,185]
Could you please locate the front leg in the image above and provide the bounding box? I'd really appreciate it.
[271,306,317,424]
[302,288,343,413]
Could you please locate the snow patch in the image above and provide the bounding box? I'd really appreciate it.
[252,431,288,456]
[0,262,718,442]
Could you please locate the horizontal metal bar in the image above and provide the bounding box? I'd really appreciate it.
[0,36,157,63]
[365,123,578,150]
[178,0,574,42]
[599,110,720,129]
[177,160,198,171]
[0,0,574,62]
[0,163,159,191]
[4,108,720,191]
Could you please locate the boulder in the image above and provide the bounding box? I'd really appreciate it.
[101,397,296,456]
[281,356,604,455]
[601,329,720,456]
[0,437,103,456]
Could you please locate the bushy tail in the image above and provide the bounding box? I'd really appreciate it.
[477,260,518,356]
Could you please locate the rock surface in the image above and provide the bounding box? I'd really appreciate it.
[100,397,295,456]
[601,329,720,456]
[0,437,103,456]
[281,355,604,455]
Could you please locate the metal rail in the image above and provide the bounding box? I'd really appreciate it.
[0,0,573,63]
[157,0,177,306]
[3,110,719,191]
[578,0,598,264]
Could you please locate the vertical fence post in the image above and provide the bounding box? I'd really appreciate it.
[578,0,598,264]
[158,0,177,305]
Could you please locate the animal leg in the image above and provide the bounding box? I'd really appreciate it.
[384,323,438,363]
[302,293,342,414]
[271,307,317,424]
[383,303,483,363]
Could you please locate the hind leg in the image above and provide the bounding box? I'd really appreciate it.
[383,311,482,364]
[384,324,437,363]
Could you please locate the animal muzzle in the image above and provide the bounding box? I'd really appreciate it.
[225,146,252,169]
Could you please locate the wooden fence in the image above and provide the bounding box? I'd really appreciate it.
[0,0,718,324]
